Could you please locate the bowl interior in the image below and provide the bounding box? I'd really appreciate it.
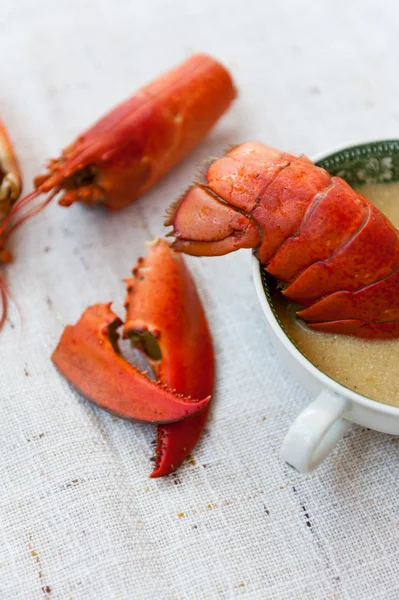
[258,139,399,404]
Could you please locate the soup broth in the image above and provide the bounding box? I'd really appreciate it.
[271,182,399,407]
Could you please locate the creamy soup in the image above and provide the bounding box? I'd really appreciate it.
[271,182,399,407]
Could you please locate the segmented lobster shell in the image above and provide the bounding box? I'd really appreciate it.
[170,142,399,339]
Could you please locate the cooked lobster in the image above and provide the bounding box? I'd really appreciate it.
[123,238,214,477]
[52,239,214,477]
[0,53,235,334]
[0,53,235,239]
[168,142,399,339]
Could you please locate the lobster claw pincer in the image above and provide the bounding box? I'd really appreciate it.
[52,302,210,425]
[123,238,215,477]
[52,240,215,476]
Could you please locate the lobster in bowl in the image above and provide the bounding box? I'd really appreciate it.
[168,141,399,340]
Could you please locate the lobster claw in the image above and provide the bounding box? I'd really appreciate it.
[124,238,214,477]
[52,240,214,476]
[52,303,210,424]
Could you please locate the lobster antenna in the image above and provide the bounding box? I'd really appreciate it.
[0,188,42,239]
[0,187,59,334]
[2,188,58,244]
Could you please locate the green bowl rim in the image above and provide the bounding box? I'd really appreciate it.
[314,138,399,170]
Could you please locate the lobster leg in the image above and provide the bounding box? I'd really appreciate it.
[123,238,214,477]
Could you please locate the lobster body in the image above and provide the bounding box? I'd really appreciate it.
[0,55,235,248]
[31,53,236,211]
[170,142,399,339]
[0,54,235,335]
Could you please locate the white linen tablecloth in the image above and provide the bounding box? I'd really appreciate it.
[1,1,398,598]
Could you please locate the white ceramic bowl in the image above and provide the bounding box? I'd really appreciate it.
[252,140,399,473]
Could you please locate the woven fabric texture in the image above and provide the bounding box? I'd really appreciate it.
[0,1,398,598]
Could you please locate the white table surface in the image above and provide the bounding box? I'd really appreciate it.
[1,1,398,598]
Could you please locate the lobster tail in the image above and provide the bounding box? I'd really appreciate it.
[168,142,399,339]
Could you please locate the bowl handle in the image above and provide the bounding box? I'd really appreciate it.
[281,390,352,473]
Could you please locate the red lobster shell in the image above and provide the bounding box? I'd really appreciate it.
[52,239,214,477]
[123,238,214,477]
[0,53,235,241]
[168,142,399,339]
[0,54,235,334]
[52,302,210,425]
